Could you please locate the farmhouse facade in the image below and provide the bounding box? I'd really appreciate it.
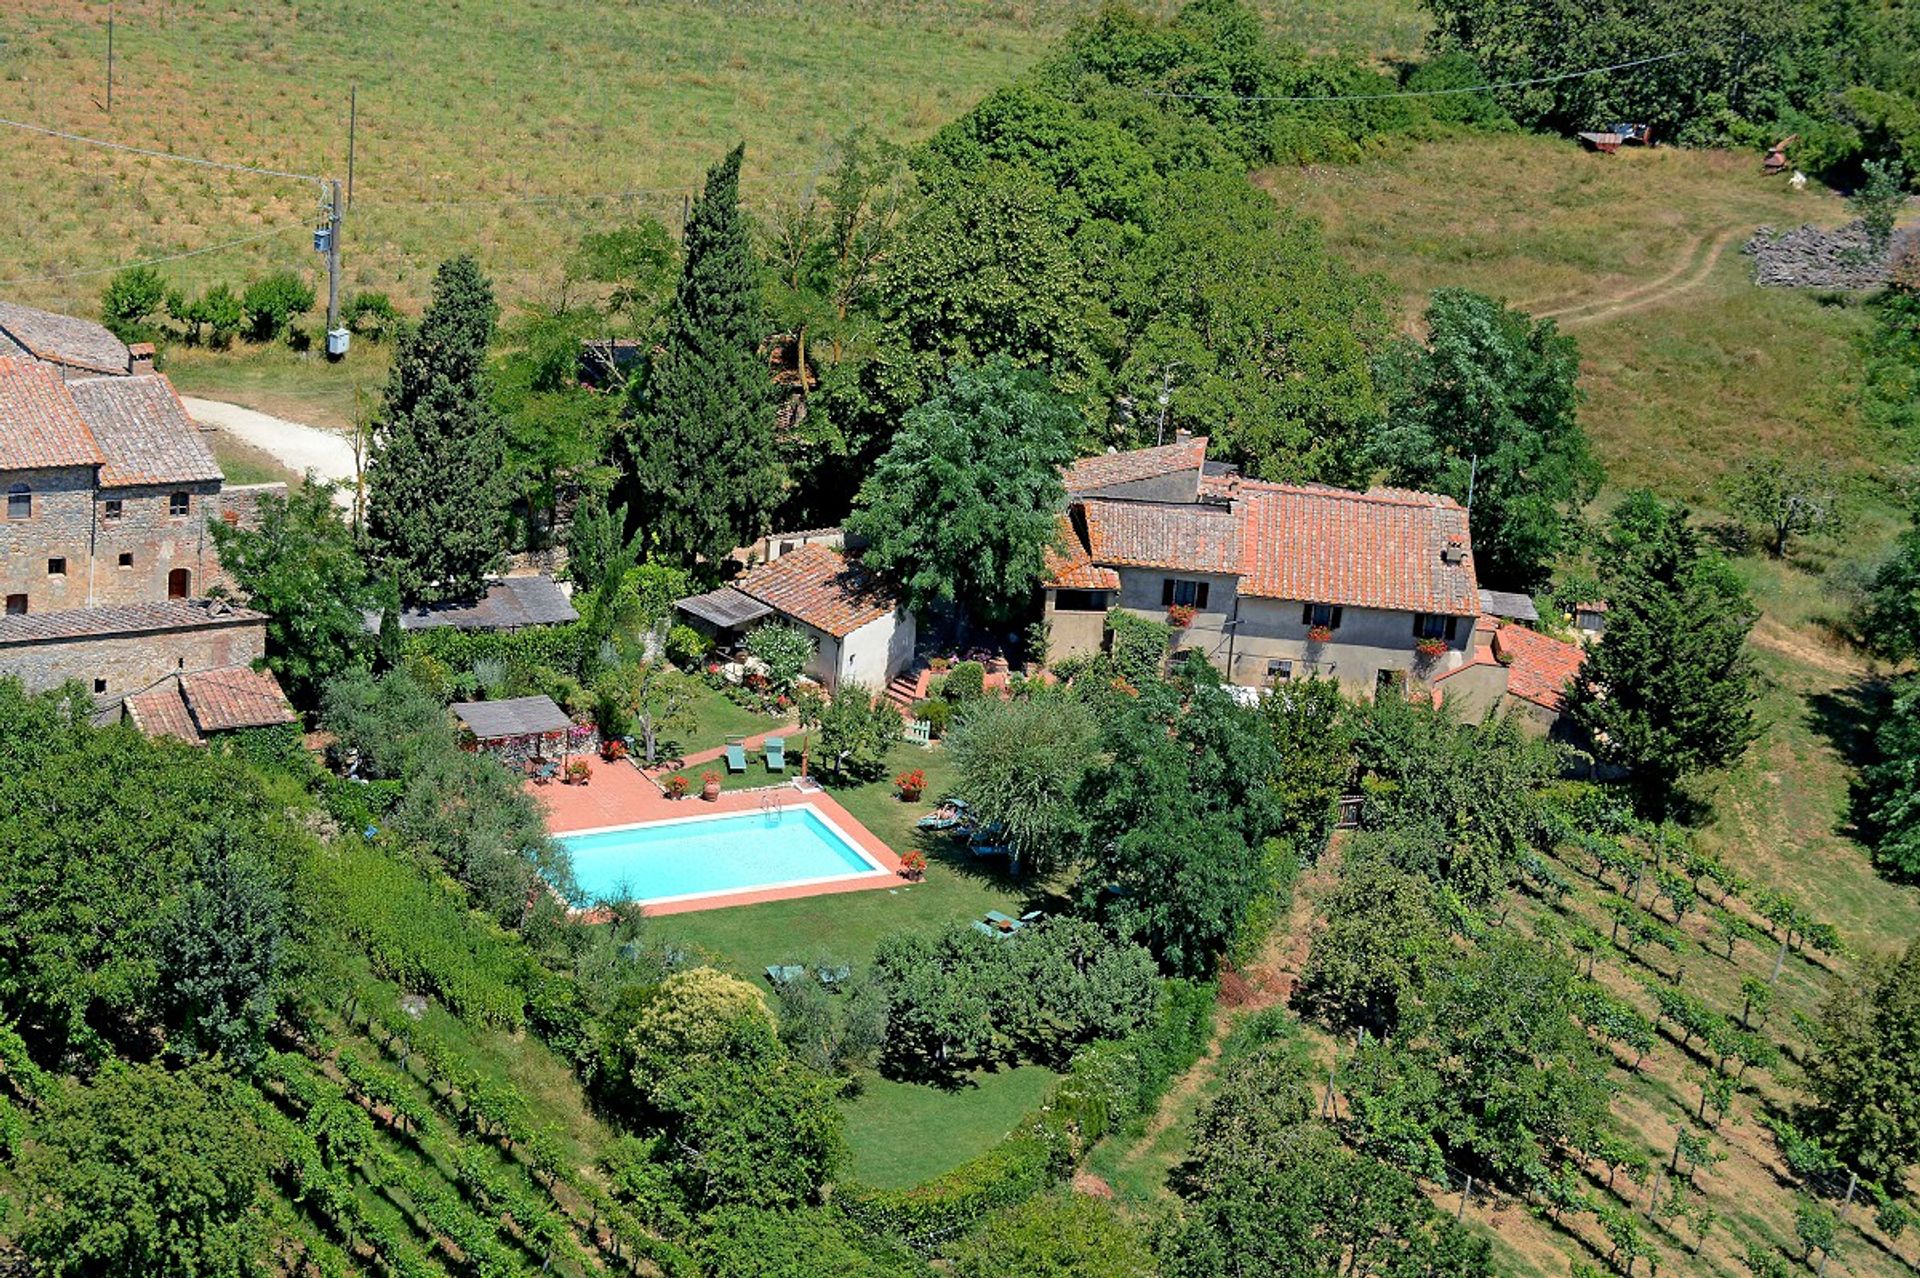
[1043,437,1485,697]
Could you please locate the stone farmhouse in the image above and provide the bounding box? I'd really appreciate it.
[1043,436,1573,707]
[0,305,289,718]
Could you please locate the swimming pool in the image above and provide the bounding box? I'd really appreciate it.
[560,804,891,907]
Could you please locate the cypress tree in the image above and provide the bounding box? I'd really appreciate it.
[626,145,780,566]
[366,254,507,605]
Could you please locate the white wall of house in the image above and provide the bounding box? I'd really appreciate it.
[837,608,916,691]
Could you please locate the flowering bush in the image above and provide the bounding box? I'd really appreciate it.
[895,768,926,800]
[1306,625,1334,644]
[899,849,928,880]
[665,774,689,798]
[1167,604,1197,628]
[602,738,630,761]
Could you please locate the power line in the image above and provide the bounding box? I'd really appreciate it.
[0,113,323,184]
[0,224,309,287]
[1140,49,1694,104]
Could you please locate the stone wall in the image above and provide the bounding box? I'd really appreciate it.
[0,465,96,611]
[1745,220,1916,288]
[0,615,266,699]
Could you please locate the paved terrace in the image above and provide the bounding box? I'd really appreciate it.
[525,745,903,916]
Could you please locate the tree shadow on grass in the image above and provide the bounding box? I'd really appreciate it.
[1805,675,1891,843]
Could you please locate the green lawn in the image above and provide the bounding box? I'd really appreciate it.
[841,1063,1063,1189]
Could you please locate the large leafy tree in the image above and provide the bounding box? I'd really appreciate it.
[1298,850,1450,1037]
[626,144,781,567]
[1856,514,1920,661]
[366,254,509,605]
[493,302,619,546]
[1865,675,1920,878]
[949,1192,1156,1278]
[15,1061,268,1278]
[1372,288,1598,590]
[1806,936,1920,1183]
[1260,674,1353,846]
[209,479,369,700]
[942,691,1099,876]
[847,356,1077,624]
[1565,491,1760,801]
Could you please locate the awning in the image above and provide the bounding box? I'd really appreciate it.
[676,586,773,630]
[453,694,574,741]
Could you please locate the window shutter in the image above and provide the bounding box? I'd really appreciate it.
[1446,615,1459,640]
[1196,582,1210,610]
[1163,579,1176,607]
[1413,613,1426,637]
[1302,603,1313,626]
[1330,607,1343,630]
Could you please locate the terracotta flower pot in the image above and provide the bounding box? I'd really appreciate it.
[702,779,721,801]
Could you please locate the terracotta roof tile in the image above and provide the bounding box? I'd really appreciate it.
[733,542,899,638]
[1064,436,1207,495]
[1042,512,1122,591]
[0,598,264,645]
[1235,484,1480,615]
[0,300,131,375]
[180,665,296,732]
[1495,624,1586,711]
[1079,499,1240,573]
[125,681,203,744]
[66,374,222,488]
[0,356,106,472]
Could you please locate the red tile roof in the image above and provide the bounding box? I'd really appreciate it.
[180,665,296,732]
[68,375,221,488]
[1080,499,1240,573]
[1064,436,1207,495]
[124,681,203,743]
[1235,484,1479,615]
[1495,624,1585,711]
[0,356,106,472]
[734,543,900,638]
[1042,512,1121,591]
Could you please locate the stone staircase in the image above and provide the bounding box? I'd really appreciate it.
[884,667,927,715]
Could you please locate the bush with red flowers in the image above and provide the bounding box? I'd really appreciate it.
[895,768,926,801]
[1167,604,1198,628]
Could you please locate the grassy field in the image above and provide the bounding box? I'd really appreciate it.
[842,1061,1062,1187]
[0,0,1426,328]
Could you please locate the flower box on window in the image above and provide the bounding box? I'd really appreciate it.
[1167,604,1198,628]
[1415,637,1450,659]
[1306,625,1335,645]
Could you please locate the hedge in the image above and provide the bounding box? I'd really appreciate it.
[845,977,1217,1248]
[402,622,586,676]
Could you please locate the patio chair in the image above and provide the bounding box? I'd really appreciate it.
[528,756,558,784]
[765,736,786,772]
[725,737,748,773]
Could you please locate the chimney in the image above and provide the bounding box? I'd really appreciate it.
[1174,427,1192,442]
[1441,535,1467,566]
[127,342,155,375]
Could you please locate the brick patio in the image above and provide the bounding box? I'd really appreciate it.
[526,752,905,916]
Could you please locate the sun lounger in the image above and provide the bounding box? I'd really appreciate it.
[725,738,748,773]
[765,964,806,987]
[968,841,1009,859]
[971,920,998,937]
[916,807,964,830]
[816,964,851,989]
[765,736,786,772]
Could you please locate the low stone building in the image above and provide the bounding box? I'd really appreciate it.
[0,597,269,700]
[676,542,916,692]
[0,299,155,380]
[1042,438,1483,698]
[1433,617,1588,734]
[118,662,297,745]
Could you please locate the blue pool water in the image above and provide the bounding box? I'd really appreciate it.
[561,805,886,905]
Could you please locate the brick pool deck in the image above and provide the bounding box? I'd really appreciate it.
[526,750,906,916]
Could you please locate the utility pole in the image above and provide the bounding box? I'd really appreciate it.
[106,3,115,115]
[325,178,344,354]
[347,84,357,207]
[1154,368,1174,446]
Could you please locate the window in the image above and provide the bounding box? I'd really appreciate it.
[167,568,192,599]
[1267,658,1293,683]
[1301,602,1343,631]
[4,594,25,616]
[1377,669,1406,698]
[46,557,65,577]
[103,498,123,520]
[169,492,191,517]
[6,483,28,520]
[1413,613,1460,641]
[117,552,133,568]
[1160,578,1210,609]
[1053,589,1110,613]
[92,678,107,695]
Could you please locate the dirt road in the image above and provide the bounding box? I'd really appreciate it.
[182,396,358,506]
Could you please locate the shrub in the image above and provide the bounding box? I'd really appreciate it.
[343,290,402,340]
[911,696,953,737]
[665,624,709,669]
[99,266,167,342]
[241,270,316,342]
[943,660,986,702]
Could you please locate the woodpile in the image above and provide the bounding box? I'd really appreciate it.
[1743,219,1917,288]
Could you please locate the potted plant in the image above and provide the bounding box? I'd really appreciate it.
[899,849,928,882]
[601,737,630,762]
[1167,603,1198,629]
[700,770,722,801]
[1306,624,1334,645]
[665,774,690,799]
[1415,637,1450,661]
[564,758,591,785]
[895,768,926,802]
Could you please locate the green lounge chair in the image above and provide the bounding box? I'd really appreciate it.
[765,964,806,987]
[725,737,748,773]
[765,736,786,772]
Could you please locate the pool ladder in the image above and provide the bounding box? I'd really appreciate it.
[759,791,786,825]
